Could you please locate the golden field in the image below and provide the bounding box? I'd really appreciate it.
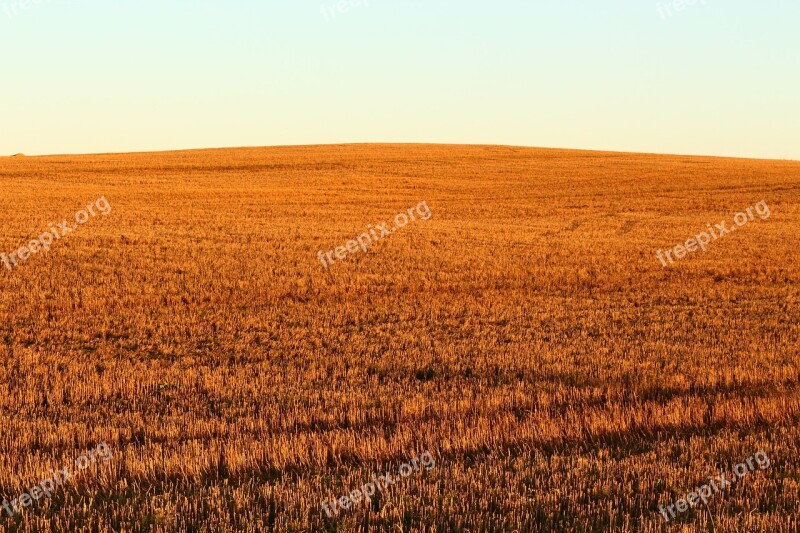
[0,144,798,532]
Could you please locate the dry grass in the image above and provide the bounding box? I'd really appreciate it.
[0,144,798,532]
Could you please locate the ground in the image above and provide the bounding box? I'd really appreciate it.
[0,144,798,532]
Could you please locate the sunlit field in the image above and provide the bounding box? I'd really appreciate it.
[1,144,799,532]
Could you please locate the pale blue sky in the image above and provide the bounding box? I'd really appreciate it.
[1,0,798,159]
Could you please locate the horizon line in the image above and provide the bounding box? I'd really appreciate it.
[3,143,799,163]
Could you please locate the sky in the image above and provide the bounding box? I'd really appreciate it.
[1,0,798,159]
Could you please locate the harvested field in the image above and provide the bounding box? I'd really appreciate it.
[0,144,798,532]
